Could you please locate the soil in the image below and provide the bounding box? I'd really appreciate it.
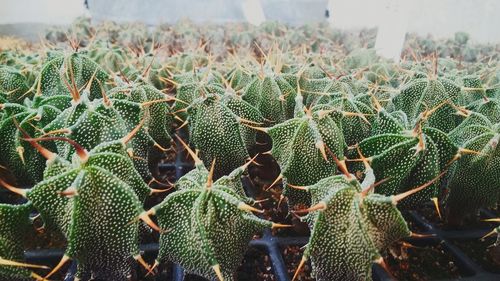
[137,261,173,281]
[247,133,310,237]
[179,247,274,281]
[418,204,498,230]
[281,245,314,281]
[450,237,500,274]
[236,247,274,281]
[384,241,468,281]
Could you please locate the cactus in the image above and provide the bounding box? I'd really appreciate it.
[289,161,434,281]
[109,81,174,148]
[355,105,468,207]
[445,111,500,222]
[37,51,110,100]
[146,140,282,281]
[0,94,72,185]
[226,66,255,92]
[187,92,264,178]
[87,42,130,74]
[0,131,162,280]
[312,90,374,146]
[393,74,461,132]
[42,76,174,179]
[0,203,48,281]
[0,66,31,103]
[242,69,297,124]
[109,81,175,178]
[171,72,225,122]
[468,97,500,124]
[295,72,364,110]
[166,52,209,74]
[248,93,348,207]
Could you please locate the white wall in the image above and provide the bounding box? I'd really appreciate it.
[1,0,500,44]
[329,0,500,44]
[0,0,88,25]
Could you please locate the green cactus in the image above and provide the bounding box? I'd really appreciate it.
[0,203,48,281]
[0,66,31,103]
[166,52,209,74]
[109,81,175,178]
[312,91,374,146]
[355,105,468,208]
[146,141,281,281]
[226,66,255,92]
[109,81,174,149]
[468,97,500,124]
[0,94,72,185]
[87,42,130,74]
[42,78,173,180]
[171,72,225,122]
[242,70,297,124]
[187,92,264,178]
[37,51,110,100]
[456,75,489,105]
[249,93,348,207]
[290,165,424,281]
[393,74,463,132]
[0,132,161,280]
[445,111,499,222]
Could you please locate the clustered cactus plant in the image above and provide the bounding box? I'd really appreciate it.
[0,18,498,281]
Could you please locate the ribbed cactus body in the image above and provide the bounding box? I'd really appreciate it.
[153,160,272,281]
[0,95,71,185]
[298,175,410,281]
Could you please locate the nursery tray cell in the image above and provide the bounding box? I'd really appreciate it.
[449,238,500,274]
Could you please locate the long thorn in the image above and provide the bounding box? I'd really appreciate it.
[212,264,224,281]
[0,178,27,197]
[134,255,152,272]
[409,232,436,239]
[315,140,328,162]
[292,256,307,281]
[238,202,264,213]
[175,135,202,165]
[271,223,293,229]
[481,229,498,240]
[128,209,162,233]
[23,136,87,161]
[58,186,78,197]
[44,255,70,279]
[241,154,259,171]
[240,123,268,133]
[392,170,447,204]
[483,218,500,223]
[12,118,56,160]
[431,197,442,220]
[145,260,159,277]
[266,174,283,190]
[294,202,327,215]
[206,159,216,189]
[0,257,49,270]
[121,115,147,145]
[286,183,308,191]
[237,116,263,126]
[31,272,47,281]
[360,177,389,197]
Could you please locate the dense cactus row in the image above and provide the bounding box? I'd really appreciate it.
[0,18,498,281]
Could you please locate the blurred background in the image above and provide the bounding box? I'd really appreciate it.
[1,0,500,60]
